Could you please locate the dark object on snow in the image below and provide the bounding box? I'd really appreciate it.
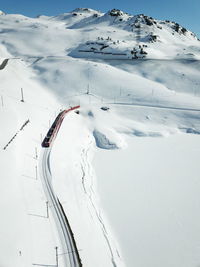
[101,106,110,111]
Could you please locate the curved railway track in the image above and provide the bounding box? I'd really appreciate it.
[40,106,82,267]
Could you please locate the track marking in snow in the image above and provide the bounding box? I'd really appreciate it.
[80,135,121,267]
[3,119,30,150]
[110,102,200,112]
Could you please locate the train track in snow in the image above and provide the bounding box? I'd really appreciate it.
[40,106,82,267]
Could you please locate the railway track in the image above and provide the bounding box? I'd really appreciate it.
[40,106,82,267]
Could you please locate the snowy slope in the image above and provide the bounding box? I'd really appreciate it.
[0,56,64,267]
[68,9,200,60]
[0,7,200,267]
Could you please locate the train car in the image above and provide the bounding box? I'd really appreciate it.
[41,106,80,148]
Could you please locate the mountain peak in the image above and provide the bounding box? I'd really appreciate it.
[107,9,129,17]
[71,8,99,14]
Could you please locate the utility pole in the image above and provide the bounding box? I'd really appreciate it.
[21,88,24,102]
[46,201,49,218]
[35,165,38,180]
[86,65,90,95]
[86,84,90,95]
[35,147,38,160]
[1,95,3,107]
[55,246,58,267]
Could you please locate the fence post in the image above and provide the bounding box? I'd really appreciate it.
[21,88,24,102]
[1,95,3,107]
[35,165,38,180]
[35,147,38,160]
[55,246,58,267]
[46,201,49,218]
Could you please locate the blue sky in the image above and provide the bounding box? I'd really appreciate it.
[1,0,199,36]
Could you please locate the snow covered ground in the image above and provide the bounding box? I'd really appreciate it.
[0,58,62,267]
[94,134,200,267]
[0,7,200,267]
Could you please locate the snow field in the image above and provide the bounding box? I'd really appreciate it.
[0,58,68,267]
[50,109,125,267]
[94,134,200,267]
[0,8,200,267]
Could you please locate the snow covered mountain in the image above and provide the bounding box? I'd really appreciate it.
[68,9,200,60]
[0,8,200,267]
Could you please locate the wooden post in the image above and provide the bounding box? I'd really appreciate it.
[46,201,49,218]
[21,88,24,102]
[86,84,89,95]
[35,165,38,180]
[1,95,3,107]
[35,147,38,160]
[55,246,58,267]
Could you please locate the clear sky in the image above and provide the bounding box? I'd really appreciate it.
[1,0,199,37]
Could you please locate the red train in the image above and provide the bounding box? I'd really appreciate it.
[42,106,80,148]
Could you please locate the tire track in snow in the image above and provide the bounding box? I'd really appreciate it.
[80,136,121,267]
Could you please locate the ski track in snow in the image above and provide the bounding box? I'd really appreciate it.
[80,135,120,267]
